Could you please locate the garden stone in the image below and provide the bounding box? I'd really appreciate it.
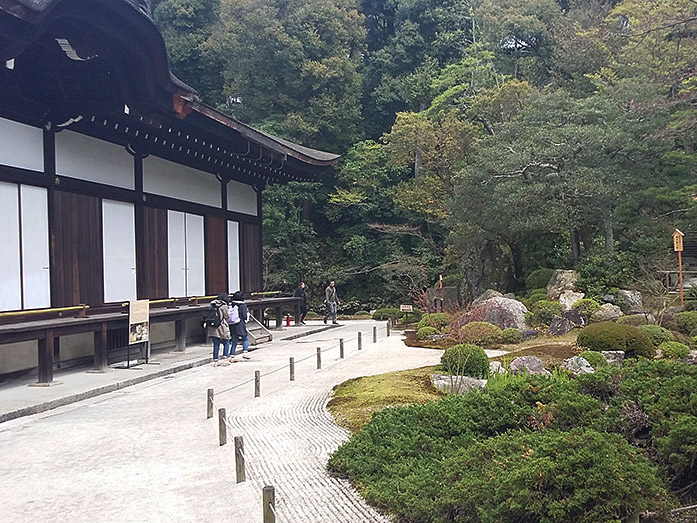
[459,296,528,330]
[559,290,585,310]
[510,356,551,376]
[562,356,594,375]
[546,270,579,300]
[472,289,502,307]
[430,373,487,394]
[601,350,625,366]
[489,361,505,375]
[547,317,574,336]
[521,329,540,340]
[592,303,623,323]
[603,294,616,304]
[562,308,587,327]
[617,290,642,310]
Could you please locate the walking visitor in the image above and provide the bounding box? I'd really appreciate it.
[229,290,251,361]
[294,282,308,325]
[323,280,339,325]
[206,292,230,364]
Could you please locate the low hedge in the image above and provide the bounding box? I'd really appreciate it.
[372,307,400,320]
[417,313,451,332]
[498,328,523,344]
[440,343,489,377]
[658,341,690,359]
[637,325,673,347]
[417,326,437,339]
[459,321,501,345]
[676,310,697,335]
[526,299,562,326]
[525,268,555,290]
[576,322,655,359]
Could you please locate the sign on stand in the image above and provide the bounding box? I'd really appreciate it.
[128,300,150,367]
[400,304,413,322]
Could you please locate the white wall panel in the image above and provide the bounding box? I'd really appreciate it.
[144,156,220,208]
[0,183,21,311]
[102,200,137,303]
[185,214,205,296]
[227,221,240,292]
[227,180,258,216]
[0,117,43,172]
[56,131,134,189]
[167,210,187,298]
[20,186,50,309]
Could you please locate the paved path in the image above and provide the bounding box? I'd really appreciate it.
[0,321,442,522]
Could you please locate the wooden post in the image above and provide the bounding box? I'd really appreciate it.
[316,347,322,369]
[93,322,107,372]
[289,357,295,381]
[207,388,214,419]
[263,485,276,523]
[174,316,185,352]
[679,250,684,305]
[218,408,227,446]
[373,326,377,343]
[357,332,362,351]
[339,339,344,359]
[234,436,246,483]
[37,329,54,384]
[255,370,261,397]
[674,229,685,305]
[386,321,391,337]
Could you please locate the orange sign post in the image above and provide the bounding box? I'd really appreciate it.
[673,229,684,305]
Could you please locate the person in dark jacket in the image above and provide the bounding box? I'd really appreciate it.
[229,290,250,361]
[294,282,308,325]
[207,292,230,363]
[323,280,339,325]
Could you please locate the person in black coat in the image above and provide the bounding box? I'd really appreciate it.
[294,282,308,325]
[229,290,250,361]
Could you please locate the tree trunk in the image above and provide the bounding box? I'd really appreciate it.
[603,204,614,253]
[579,225,593,254]
[509,240,524,292]
[570,228,581,267]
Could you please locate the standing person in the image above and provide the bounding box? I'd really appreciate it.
[206,292,230,364]
[229,290,251,361]
[294,282,308,325]
[323,280,339,325]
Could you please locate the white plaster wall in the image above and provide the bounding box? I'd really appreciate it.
[0,341,37,374]
[227,179,257,216]
[144,156,220,207]
[55,131,134,189]
[0,117,43,172]
[59,333,93,361]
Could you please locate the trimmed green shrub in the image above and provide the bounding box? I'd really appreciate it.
[354,310,370,316]
[440,343,489,377]
[372,307,399,320]
[527,299,562,326]
[417,313,451,331]
[417,326,437,339]
[460,321,501,345]
[579,350,608,368]
[525,268,554,290]
[617,314,652,326]
[658,341,690,359]
[638,325,673,347]
[439,429,672,523]
[499,328,523,344]
[675,311,697,335]
[571,298,600,316]
[577,322,655,359]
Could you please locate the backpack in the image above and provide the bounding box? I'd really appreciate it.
[204,303,222,328]
[228,303,240,325]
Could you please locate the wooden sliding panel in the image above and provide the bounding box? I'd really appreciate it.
[50,190,104,307]
[0,182,21,311]
[239,221,262,293]
[205,215,227,295]
[140,206,168,299]
[227,221,241,293]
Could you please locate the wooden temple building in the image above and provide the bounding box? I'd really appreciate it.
[0,0,339,381]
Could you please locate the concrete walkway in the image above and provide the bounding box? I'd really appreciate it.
[0,320,443,522]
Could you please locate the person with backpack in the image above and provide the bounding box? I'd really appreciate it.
[228,290,251,361]
[294,282,308,325]
[206,292,230,364]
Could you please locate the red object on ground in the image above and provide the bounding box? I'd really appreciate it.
[286,314,291,327]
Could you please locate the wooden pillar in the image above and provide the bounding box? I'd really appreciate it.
[275,306,282,329]
[294,302,301,325]
[93,322,108,372]
[37,329,54,383]
[174,314,185,351]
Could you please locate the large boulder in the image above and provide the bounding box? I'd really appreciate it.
[510,356,551,376]
[562,356,594,376]
[546,270,579,300]
[431,373,487,394]
[472,289,502,307]
[460,239,513,302]
[592,303,623,323]
[562,308,588,328]
[559,290,585,310]
[459,296,528,330]
[547,317,574,336]
[617,290,643,310]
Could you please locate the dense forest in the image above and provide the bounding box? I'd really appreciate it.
[152,0,697,311]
